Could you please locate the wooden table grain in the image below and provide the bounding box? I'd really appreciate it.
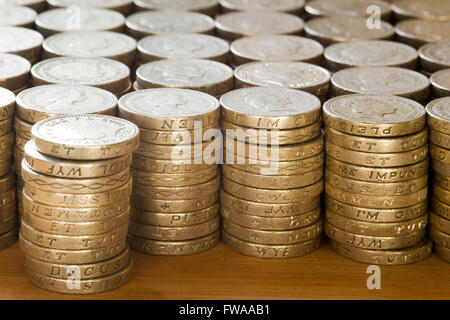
[0,238,448,300]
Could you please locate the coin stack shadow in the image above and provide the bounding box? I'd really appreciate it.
[323,94,432,265]
[220,87,324,259]
[19,114,139,294]
[0,88,18,251]
[427,97,450,263]
[118,88,221,256]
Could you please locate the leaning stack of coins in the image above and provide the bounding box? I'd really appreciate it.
[220,87,324,259]
[0,88,18,251]
[0,27,43,64]
[323,94,431,265]
[0,53,32,95]
[14,84,118,195]
[19,114,139,294]
[118,88,221,256]
[426,97,450,263]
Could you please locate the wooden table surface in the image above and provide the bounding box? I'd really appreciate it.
[0,238,448,300]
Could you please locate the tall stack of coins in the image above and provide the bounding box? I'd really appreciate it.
[0,53,32,95]
[46,0,134,15]
[323,94,431,265]
[20,114,139,294]
[0,27,43,64]
[220,87,324,259]
[427,97,450,263]
[134,0,219,17]
[118,88,221,256]
[0,88,18,251]
[0,4,37,28]
[14,84,118,193]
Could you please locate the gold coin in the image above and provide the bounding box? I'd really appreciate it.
[14,117,31,140]
[139,125,217,145]
[220,87,321,130]
[0,202,15,221]
[220,189,320,217]
[0,133,14,156]
[326,157,428,183]
[19,233,127,264]
[220,0,305,15]
[0,87,15,121]
[0,53,30,91]
[21,189,130,223]
[429,226,450,249]
[430,211,450,234]
[134,139,218,161]
[0,170,15,193]
[431,196,450,220]
[435,244,450,263]
[430,143,450,165]
[331,239,432,265]
[221,205,320,231]
[427,97,450,134]
[32,115,140,160]
[432,159,450,176]
[323,94,426,138]
[25,260,132,294]
[395,19,450,48]
[132,167,218,187]
[326,170,428,196]
[130,203,219,227]
[419,40,450,73]
[0,160,12,177]
[132,192,218,213]
[325,221,425,250]
[325,127,427,154]
[14,134,27,153]
[223,165,322,190]
[132,155,215,173]
[222,231,321,258]
[430,71,450,98]
[0,228,17,250]
[24,180,132,208]
[392,0,450,21]
[433,184,450,205]
[0,116,13,137]
[0,215,17,235]
[0,187,16,208]
[128,230,219,255]
[305,0,392,20]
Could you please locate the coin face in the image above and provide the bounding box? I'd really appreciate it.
[230,35,323,64]
[0,4,36,27]
[306,0,391,18]
[324,94,425,124]
[324,40,417,70]
[135,0,218,10]
[221,87,321,117]
[305,16,394,45]
[47,0,133,9]
[43,31,136,60]
[0,53,31,89]
[427,97,450,122]
[219,0,305,13]
[431,69,450,97]
[138,33,229,62]
[36,8,125,33]
[392,0,450,21]
[0,87,15,110]
[419,40,450,71]
[395,19,450,45]
[0,27,43,56]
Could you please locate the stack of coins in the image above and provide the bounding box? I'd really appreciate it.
[395,19,450,49]
[0,88,18,251]
[20,114,139,294]
[220,87,324,259]
[418,41,450,76]
[323,94,431,265]
[134,58,233,98]
[118,88,221,256]
[0,53,32,95]
[46,0,134,15]
[427,97,450,263]
[431,70,450,99]
[0,0,46,13]
[31,57,131,97]
[0,4,37,28]
[392,0,450,21]
[14,84,118,193]
[0,27,43,64]
[134,0,219,17]
[219,0,305,15]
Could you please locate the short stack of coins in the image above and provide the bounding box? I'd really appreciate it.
[118,88,221,256]
[0,88,18,250]
[323,94,432,265]
[19,114,139,294]
[427,97,450,263]
[220,87,324,259]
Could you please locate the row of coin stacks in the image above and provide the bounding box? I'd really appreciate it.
[323,94,432,265]
[118,89,221,256]
[427,97,450,263]
[220,87,324,258]
[19,114,139,294]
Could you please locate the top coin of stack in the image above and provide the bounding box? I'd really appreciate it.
[0,4,37,28]
[323,94,431,265]
[392,0,450,21]
[0,27,43,64]
[305,0,392,21]
[0,0,46,12]
[134,0,220,17]
[395,19,450,49]
[430,69,450,99]
[46,0,134,15]
[0,53,31,95]
[219,0,306,15]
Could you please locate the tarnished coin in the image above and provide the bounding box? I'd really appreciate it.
[125,11,215,40]
[330,67,430,103]
[0,228,17,250]
[0,27,43,62]
[0,87,15,121]
[430,129,450,150]
[323,94,426,137]
[431,70,450,98]
[427,98,450,140]
[0,0,45,12]
[0,171,15,194]
[324,41,418,71]
[392,0,450,21]
[0,53,31,91]
[220,87,321,129]
[32,114,140,160]
[118,88,219,131]
[16,85,117,123]
[234,61,330,100]
[35,8,126,37]
[0,4,36,27]
[419,40,450,72]
[230,35,323,67]
[216,12,304,41]
[137,33,229,64]
[136,59,233,97]
[305,16,394,46]
[306,0,392,20]
[31,57,130,95]
[395,19,450,48]
[134,0,219,17]
[43,31,137,66]
[46,0,133,15]
[219,0,305,15]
